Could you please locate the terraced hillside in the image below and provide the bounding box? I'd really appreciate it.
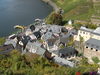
[52,0,100,21]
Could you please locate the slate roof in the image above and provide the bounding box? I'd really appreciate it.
[42,32,53,40]
[53,56,75,67]
[26,42,46,55]
[5,39,17,48]
[85,38,100,50]
[52,47,76,56]
[48,25,62,33]
[92,27,100,36]
[80,26,93,33]
[33,31,41,39]
[60,33,71,43]
[80,26,100,36]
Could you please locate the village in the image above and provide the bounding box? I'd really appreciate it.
[0,18,100,68]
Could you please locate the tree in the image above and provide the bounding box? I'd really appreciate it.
[79,36,84,58]
[46,12,63,25]
[0,37,5,45]
[85,23,97,29]
[92,57,100,64]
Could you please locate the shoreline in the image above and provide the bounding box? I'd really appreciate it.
[41,0,59,12]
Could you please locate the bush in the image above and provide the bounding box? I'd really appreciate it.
[92,57,100,64]
[0,37,5,45]
[46,12,63,25]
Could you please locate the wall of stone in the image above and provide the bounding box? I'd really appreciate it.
[84,47,100,63]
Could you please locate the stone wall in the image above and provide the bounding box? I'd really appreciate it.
[84,47,100,63]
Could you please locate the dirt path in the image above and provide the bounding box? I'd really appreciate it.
[42,0,59,12]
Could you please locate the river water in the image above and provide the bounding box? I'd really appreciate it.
[0,0,52,37]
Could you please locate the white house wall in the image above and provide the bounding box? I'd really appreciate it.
[74,30,91,42]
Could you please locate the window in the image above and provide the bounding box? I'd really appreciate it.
[96,49,98,51]
[91,48,93,50]
[83,31,85,34]
[80,31,82,33]
[86,46,88,48]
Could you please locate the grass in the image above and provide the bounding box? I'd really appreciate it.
[0,37,5,46]
[52,0,98,21]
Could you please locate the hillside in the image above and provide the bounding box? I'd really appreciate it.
[52,0,100,21]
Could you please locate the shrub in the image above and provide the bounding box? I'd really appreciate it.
[92,57,100,64]
[0,37,5,45]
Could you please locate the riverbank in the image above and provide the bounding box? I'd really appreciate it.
[41,0,59,12]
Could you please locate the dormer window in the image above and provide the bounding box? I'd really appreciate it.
[91,48,93,50]
[83,31,85,34]
[86,46,88,48]
[96,49,98,51]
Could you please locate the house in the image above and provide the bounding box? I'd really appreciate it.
[74,26,100,42]
[51,47,78,58]
[60,33,71,46]
[74,26,93,42]
[0,44,14,51]
[64,25,74,30]
[48,25,62,33]
[25,29,32,36]
[33,30,42,39]
[68,20,73,25]
[5,38,18,48]
[25,41,46,56]
[74,26,100,63]
[29,25,35,32]
[84,38,100,63]
[46,38,60,51]
[53,56,75,67]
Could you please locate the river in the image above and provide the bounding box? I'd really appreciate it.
[0,0,52,37]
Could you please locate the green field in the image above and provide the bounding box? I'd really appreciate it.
[52,0,99,20]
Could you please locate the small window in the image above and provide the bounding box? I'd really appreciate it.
[96,49,98,51]
[80,31,82,33]
[91,48,93,50]
[83,31,85,34]
[86,46,88,48]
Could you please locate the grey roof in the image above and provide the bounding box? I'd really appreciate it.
[5,39,17,48]
[26,42,46,55]
[52,47,76,56]
[48,25,62,33]
[60,33,71,43]
[85,38,100,50]
[93,27,100,34]
[42,32,53,40]
[80,26,93,33]
[53,56,75,67]
[80,26,100,36]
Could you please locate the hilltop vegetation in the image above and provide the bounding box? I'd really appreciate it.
[0,39,99,75]
[0,38,5,46]
[52,0,95,20]
[0,50,99,75]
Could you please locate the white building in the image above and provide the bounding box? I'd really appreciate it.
[74,26,100,63]
[74,26,100,42]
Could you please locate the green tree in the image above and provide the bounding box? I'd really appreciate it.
[46,12,63,25]
[92,57,100,64]
[79,36,84,57]
[0,37,5,45]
